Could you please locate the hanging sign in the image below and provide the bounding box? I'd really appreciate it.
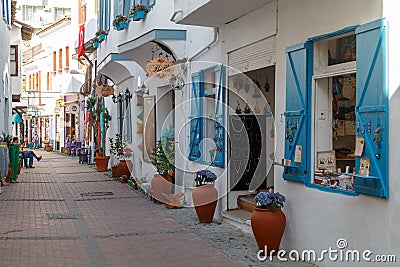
[96,84,114,97]
[67,104,79,114]
[22,114,33,120]
[146,58,174,78]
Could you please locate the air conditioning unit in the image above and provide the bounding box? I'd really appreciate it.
[43,6,51,12]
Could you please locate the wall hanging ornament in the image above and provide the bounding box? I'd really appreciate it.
[236,101,242,114]
[136,122,143,133]
[264,76,270,92]
[244,83,250,93]
[254,101,260,113]
[233,76,244,92]
[244,103,251,114]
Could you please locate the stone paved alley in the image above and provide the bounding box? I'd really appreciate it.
[0,151,314,267]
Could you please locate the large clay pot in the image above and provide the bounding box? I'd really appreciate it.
[118,160,133,177]
[251,208,286,255]
[45,144,51,152]
[94,156,110,172]
[151,174,172,203]
[6,167,12,183]
[111,166,120,177]
[192,184,218,223]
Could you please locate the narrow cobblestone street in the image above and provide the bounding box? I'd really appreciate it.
[0,151,313,267]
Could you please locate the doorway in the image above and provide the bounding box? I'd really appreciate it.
[227,66,275,210]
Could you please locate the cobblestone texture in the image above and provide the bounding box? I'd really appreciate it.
[0,150,317,267]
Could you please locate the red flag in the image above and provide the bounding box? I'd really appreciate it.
[78,24,85,57]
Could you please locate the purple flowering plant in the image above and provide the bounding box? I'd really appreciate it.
[254,191,286,210]
[195,169,217,186]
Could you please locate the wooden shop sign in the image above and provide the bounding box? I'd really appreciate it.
[96,84,115,97]
[146,58,174,79]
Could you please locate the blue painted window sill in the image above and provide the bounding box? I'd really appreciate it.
[306,183,359,197]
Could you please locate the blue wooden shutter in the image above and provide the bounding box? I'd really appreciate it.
[283,42,311,183]
[354,19,388,199]
[123,0,130,17]
[213,65,225,167]
[189,72,203,161]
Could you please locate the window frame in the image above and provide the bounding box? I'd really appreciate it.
[284,19,389,199]
[9,45,18,77]
[189,64,226,168]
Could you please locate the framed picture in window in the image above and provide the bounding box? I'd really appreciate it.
[317,150,336,170]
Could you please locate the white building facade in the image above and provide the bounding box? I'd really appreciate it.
[173,0,400,266]
[0,0,12,135]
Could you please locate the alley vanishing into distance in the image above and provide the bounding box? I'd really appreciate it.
[0,151,238,267]
[0,151,316,267]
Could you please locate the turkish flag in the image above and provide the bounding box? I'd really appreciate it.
[78,24,85,57]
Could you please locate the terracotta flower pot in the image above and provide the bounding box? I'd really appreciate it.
[111,166,120,177]
[118,160,133,177]
[94,156,110,172]
[6,167,12,183]
[192,184,218,223]
[45,144,51,152]
[251,207,286,255]
[151,174,172,203]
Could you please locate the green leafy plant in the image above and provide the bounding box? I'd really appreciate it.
[0,132,13,147]
[86,95,111,157]
[150,139,174,175]
[109,134,133,160]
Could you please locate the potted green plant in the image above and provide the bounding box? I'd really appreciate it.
[95,29,107,42]
[150,139,174,203]
[129,4,148,21]
[112,14,128,31]
[109,134,133,178]
[251,190,286,255]
[86,95,111,172]
[192,169,218,223]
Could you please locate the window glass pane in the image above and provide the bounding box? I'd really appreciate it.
[327,35,356,66]
[10,62,17,75]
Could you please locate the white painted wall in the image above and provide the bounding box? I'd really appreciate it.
[0,4,11,135]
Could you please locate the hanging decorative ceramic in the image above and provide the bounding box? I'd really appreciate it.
[244,83,250,93]
[244,103,251,114]
[137,111,143,121]
[264,76,270,92]
[233,76,244,92]
[236,101,242,114]
[254,101,260,114]
[263,105,271,115]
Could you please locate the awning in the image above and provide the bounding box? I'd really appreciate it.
[117,29,186,70]
[97,53,141,85]
[12,113,23,123]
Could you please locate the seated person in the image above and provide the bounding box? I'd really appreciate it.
[19,144,42,168]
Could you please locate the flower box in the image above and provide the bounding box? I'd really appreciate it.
[116,20,127,31]
[98,33,106,42]
[132,10,146,21]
